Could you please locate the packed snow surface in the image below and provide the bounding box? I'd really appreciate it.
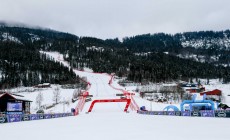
[1,112,230,140]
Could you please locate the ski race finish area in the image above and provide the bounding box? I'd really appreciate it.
[2,52,229,140]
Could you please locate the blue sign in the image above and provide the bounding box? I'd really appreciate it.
[181,111,191,116]
[7,103,22,112]
[148,111,155,115]
[55,114,60,118]
[30,114,39,120]
[200,110,215,117]
[44,114,51,119]
[168,111,175,116]
[157,111,164,115]
[7,114,22,122]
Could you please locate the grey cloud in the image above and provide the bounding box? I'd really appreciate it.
[0,0,230,39]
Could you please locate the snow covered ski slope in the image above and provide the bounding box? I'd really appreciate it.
[42,51,139,113]
[2,51,229,140]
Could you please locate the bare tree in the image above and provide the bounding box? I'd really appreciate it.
[53,86,61,104]
[72,88,81,99]
[36,92,43,109]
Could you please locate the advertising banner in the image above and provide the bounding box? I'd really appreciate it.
[191,111,201,117]
[181,111,191,116]
[55,114,60,118]
[148,111,155,115]
[163,111,168,115]
[157,111,164,115]
[153,111,158,115]
[7,114,22,123]
[44,114,51,119]
[138,111,146,115]
[200,110,215,117]
[39,114,44,119]
[30,114,39,120]
[0,117,6,123]
[62,113,66,117]
[167,111,175,116]
[23,115,30,121]
[175,111,181,116]
[215,110,230,118]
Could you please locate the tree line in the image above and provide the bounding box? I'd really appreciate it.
[1,26,230,88]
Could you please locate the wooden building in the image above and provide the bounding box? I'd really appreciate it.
[0,92,32,114]
[200,89,222,102]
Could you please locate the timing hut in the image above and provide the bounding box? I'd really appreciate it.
[0,92,32,114]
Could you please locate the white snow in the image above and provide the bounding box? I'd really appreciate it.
[1,51,230,140]
[1,112,230,140]
[1,32,22,44]
[12,85,77,113]
[86,46,104,52]
[28,33,40,42]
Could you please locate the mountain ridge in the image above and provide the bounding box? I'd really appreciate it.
[0,25,230,89]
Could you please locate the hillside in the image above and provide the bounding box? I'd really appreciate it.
[1,25,230,89]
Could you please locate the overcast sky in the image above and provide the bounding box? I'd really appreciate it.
[0,0,230,39]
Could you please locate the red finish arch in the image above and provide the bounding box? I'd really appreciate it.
[87,99,131,112]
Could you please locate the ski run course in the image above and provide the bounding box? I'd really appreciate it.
[1,51,230,140]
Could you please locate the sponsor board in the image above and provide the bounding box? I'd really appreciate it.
[23,115,30,121]
[167,111,175,116]
[191,111,201,117]
[163,111,168,115]
[39,114,44,119]
[55,114,60,118]
[0,117,6,123]
[1,112,73,124]
[44,114,51,119]
[30,114,39,120]
[181,111,191,116]
[215,110,230,118]
[137,110,230,118]
[175,111,181,116]
[200,110,215,117]
[157,111,164,115]
[7,114,22,123]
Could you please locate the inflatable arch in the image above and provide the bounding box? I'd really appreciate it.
[163,105,180,111]
[180,94,215,111]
